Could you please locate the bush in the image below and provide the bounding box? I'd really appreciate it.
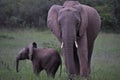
[0,0,120,32]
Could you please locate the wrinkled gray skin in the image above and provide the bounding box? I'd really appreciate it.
[16,42,62,78]
[47,0,101,79]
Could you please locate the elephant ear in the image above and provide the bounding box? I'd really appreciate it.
[28,42,37,60]
[74,4,88,36]
[47,5,63,42]
[32,42,37,48]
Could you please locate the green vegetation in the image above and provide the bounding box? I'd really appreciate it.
[0,29,120,80]
[0,0,120,32]
[0,0,120,79]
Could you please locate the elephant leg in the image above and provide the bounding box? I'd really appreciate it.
[87,41,94,74]
[77,32,89,77]
[51,62,60,78]
[32,62,42,76]
[87,31,98,74]
[45,61,59,78]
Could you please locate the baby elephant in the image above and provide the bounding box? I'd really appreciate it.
[16,42,62,78]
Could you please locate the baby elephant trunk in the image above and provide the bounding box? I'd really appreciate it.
[16,58,20,72]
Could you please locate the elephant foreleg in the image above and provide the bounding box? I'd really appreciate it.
[77,32,89,77]
[74,45,80,75]
[87,42,94,74]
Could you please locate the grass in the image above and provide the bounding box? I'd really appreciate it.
[0,28,120,80]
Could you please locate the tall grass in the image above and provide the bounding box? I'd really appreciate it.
[0,28,120,80]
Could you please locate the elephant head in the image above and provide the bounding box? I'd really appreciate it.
[16,42,37,72]
[47,2,88,41]
[47,2,88,74]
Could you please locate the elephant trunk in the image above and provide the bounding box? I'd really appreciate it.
[62,39,76,75]
[16,58,19,72]
[61,22,78,76]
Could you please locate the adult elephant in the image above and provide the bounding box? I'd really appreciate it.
[47,0,101,79]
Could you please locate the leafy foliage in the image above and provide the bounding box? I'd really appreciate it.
[0,0,120,32]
